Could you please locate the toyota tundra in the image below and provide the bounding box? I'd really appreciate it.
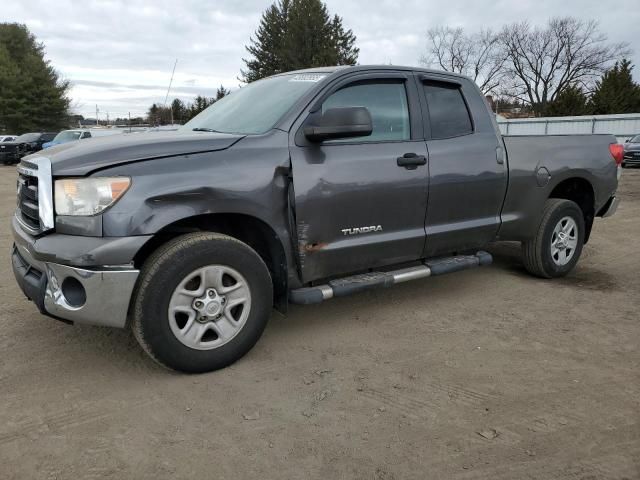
[11,66,622,372]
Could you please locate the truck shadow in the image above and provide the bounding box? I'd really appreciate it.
[485,241,618,291]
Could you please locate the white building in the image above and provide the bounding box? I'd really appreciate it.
[497,113,640,143]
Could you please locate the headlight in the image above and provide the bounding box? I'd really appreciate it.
[54,177,131,216]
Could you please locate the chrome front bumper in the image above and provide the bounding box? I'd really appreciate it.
[12,243,139,328]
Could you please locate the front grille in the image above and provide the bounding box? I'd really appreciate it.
[17,170,40,231]
[0,144,19,153]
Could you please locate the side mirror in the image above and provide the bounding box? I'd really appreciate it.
[304,107,372,142]
[625,139,629,143]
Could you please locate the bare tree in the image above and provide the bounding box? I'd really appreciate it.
[421,26,506,95]
[500,17,630,114]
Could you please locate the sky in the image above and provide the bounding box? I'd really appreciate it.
[4,0,640,119]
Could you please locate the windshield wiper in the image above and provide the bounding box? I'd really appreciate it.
[192,127,224,133]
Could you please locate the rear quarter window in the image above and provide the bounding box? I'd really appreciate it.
[423,81,473,140]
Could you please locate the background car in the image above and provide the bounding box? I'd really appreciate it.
[623,134,640,167]
[0,132,57,165]
[43,129,91,148]
[43,128,123,149]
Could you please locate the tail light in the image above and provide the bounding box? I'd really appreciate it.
[609,144,624,166]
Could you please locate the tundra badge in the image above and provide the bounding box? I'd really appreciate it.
[341,225,383,235]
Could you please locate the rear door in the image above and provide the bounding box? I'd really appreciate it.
[417,74,507,256]
[289,71,429,282]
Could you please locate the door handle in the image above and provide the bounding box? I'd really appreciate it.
[397,153,427,169]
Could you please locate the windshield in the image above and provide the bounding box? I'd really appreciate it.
[53,131,82,143]
[15,133,39,142]
[630,135,640,143]
[182,73,328,135]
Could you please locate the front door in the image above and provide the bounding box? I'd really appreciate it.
[289,72,429,282]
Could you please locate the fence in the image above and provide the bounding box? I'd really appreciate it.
[496,113,640,143]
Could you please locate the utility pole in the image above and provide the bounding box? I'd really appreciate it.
[95,105,99,126]
[128,112,131,133]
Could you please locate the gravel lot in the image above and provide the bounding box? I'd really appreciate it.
[1,164,638,479]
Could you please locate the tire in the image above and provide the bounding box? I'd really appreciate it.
[131,232,273,373]
[522,199,585,279]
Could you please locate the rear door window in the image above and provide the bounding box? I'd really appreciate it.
[423,81,473,139]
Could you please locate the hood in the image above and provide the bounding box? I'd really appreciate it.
[26,130,245,176]
[624,142,640,152]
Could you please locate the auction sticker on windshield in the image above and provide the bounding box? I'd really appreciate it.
[289,74,327,82]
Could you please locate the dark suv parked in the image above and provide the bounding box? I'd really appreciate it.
[0,132,57,165]
[623,134,640,167]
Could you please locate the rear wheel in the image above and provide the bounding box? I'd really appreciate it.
[131,232,273,373]
[522,199,585,278]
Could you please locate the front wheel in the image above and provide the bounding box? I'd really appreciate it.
[522,199,585,278]
[131,232,273,373]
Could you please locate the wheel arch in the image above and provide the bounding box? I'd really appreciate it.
[548,176,596,243]
[133,213,289,312]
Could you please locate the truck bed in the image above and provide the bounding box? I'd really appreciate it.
[499,134,619,241]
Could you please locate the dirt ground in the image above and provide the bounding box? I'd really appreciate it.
[0,165,638,480]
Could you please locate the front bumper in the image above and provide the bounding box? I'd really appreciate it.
[11,216,149,328]
[12,243,139,328]
[623,153,640,166]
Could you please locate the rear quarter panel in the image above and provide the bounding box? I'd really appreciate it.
[499,134,618,241]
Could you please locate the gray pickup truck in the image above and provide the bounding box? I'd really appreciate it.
[11,66,622,372]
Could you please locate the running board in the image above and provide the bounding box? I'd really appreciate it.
[289,251,492,305]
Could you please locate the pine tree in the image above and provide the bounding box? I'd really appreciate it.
[147,103,160,125]
[589,59,640,114]
[241,1,290,83]
[330,15,358,65]
[543,85,589,116]
[215,85,230,100]
[241,0,358,83]
[0,23,70,133]
[171,98,186,124]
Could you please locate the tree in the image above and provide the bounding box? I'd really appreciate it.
[421,27,506,95]
[147,103,160,125]
[147,90,232,126]
[215,85,230,100]
[0,23,70,133]
[542,85,589,116]
[171,98,187,124]
[330,15,358,65]
[500,17,629,115]
[589,59,640,115]
[189,95,215,118]
[241,0,359,83]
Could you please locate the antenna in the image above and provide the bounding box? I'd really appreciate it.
[163,59,178,126]
[163,59,178,108]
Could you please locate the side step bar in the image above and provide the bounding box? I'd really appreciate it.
[289,251,493,305]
